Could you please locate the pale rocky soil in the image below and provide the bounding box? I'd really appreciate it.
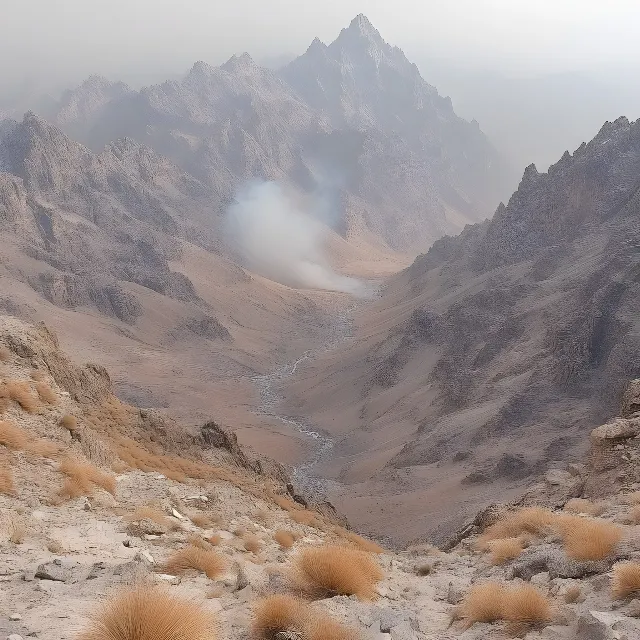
[1,317,640,640]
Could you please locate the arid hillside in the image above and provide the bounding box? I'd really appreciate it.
[283,116,640,545]
[1,315,640,640]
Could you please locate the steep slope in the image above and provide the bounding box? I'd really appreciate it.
[40,15,513,252]
[283,116,640,544]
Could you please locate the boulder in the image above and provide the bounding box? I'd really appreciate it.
[621,379,640,417]
[35,559,80,582]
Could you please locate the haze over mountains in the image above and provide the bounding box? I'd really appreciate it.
[1,11,639,553]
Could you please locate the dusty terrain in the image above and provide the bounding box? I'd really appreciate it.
[2,317,640,640]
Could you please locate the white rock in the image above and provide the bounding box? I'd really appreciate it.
[139,550,154,564]
[9,614,22,621]
[8,635,24,640]
[171,509,185,520]
[155,574,181,585]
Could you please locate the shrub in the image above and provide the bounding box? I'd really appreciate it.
[290,510,318,526]
[555,515,623,560]
[488,537,524,565]
[502,584,552,624]
[611,562,640,599]
[6,381,39,413]
[341,530,385,554]
[207,534,222,546]
[243,533,262,554]
[35,381,58,404]
[252,594,307,638]
[0,420,28,450]
[564,498,605,516]
[163,545,227,579]
[0,465,14,495]
[478,507,556,548]
[125,506,181,531]
[274,530,295,549]
[415,562,432,576]
[60,414,78,431]
[77,585,217,640]
[232,527,246,538]
[47,538,64,554]
[461,582,505,626]
[293,545,383,600]
[59,458,117,497]
[274,495,299,511]
[563,585,582,603]
[191,513,215,529]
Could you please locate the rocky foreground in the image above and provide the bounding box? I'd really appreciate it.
[1,315,640,639]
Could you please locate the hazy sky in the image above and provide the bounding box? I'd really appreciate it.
[3,0,640,92]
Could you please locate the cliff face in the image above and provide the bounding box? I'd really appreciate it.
[282,117,640,544]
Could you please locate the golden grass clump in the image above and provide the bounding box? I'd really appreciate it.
[0,420,28,450]
[164,469,188,483]
[488,537,524,565]
[341,530,385,554]
[125,506,182,531]
[47,538,64,554]
[627,505,640,525]
[563,585,582,603]
[274,530,295,549]
[461,582,505,625]
[564,498,606,516]
[502,584,553,625]
[611,562,640,599]
[252,594,307,639]
[305,616,361,640]
[0,464,14,495]
[0,346,11,362]
[289,509,318,526]
[5,381,40,413]
[478,507,556,549]
[60,414,78,431]
[624,491,640,505]
[243,533,262,554]
[293,545,383,600]
[77,585,217,640]
[59,458,117,497]
[273,495,300,511]
[555,515,623,560]
[207,534,222,546]
[35,381,58,405]
[190,513,215,529]
[163,545,227,579]
[31,369,46,381]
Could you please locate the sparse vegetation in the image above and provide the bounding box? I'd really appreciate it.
[415,562,433,576]
[190,513,215,529]
[78,585,217,640]
[0,463,15,495]
[58,458,117,497]
[0,419,28,449]
[502,584,553,625]
[252,594,307,639]
[478,507,556,548]
[292,545,383,600]
[207,534,222,546]
[5,381,40,413]
[289,509,318,526]
[340,530,385,553]
[60,414,78,431]
[564,498,606,516]
[47,538,64,554]
[243,533,262,553]
[35,381,58,404]
[488,537,524,565]
[0,346,11,362]
[460,582,505,626]
[555,515,623,560]
[163,544,227,579]
[628,505,640,524]
[274,530,295,549]
[563,585,582,603]
[9,517,27,544]
[125,506,182,531]
[31,369,46,381]
[611,562,640,599]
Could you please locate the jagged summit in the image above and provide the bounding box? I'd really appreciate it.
[338,13,385,46]
[221,52,258,73]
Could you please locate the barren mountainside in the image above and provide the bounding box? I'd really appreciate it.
[283,116,640,544]
[39,15,513,252]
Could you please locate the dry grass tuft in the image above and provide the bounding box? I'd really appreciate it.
[232,527,246,538]
[415,563,433,576]
[341,530,385,554]
[0,464,15,495]
[243,533,262,554]
[35,381,58,404]
[274,530,295,549]
[0,386,9,414]
[0,419,28,450]
[624,491,640,505]
[502,584,553,624]
[563,585,582,603]
[9,517,27,544]
[488,537,524,565]
[461,582,505,626]
[164,469,187,483]
[252,594,307,639]
[305,617,360,640]
[273,495,300,512]
[187,535,213,550]
[555,515,623,560]
[289,510,318,526]
[293,545,383,600]
[207,534,222,546]
[6,381,40,413]
[125,506,182,531]
[564,498,606,516]
[59,458,116,496]
[611,562,640,599]
[77,585,217,640]
[627,505,640,525]
[0,346,11,362]
[31,369,46,381]
[60,414,78,431]
[190,513,215,529]
[47,538,64,554]
[478,507,556,549]
[163,545,227,579]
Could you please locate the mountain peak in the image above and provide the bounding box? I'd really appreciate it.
[221,52,258,74]
[349,14,377,36]
[335,13,385,49]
